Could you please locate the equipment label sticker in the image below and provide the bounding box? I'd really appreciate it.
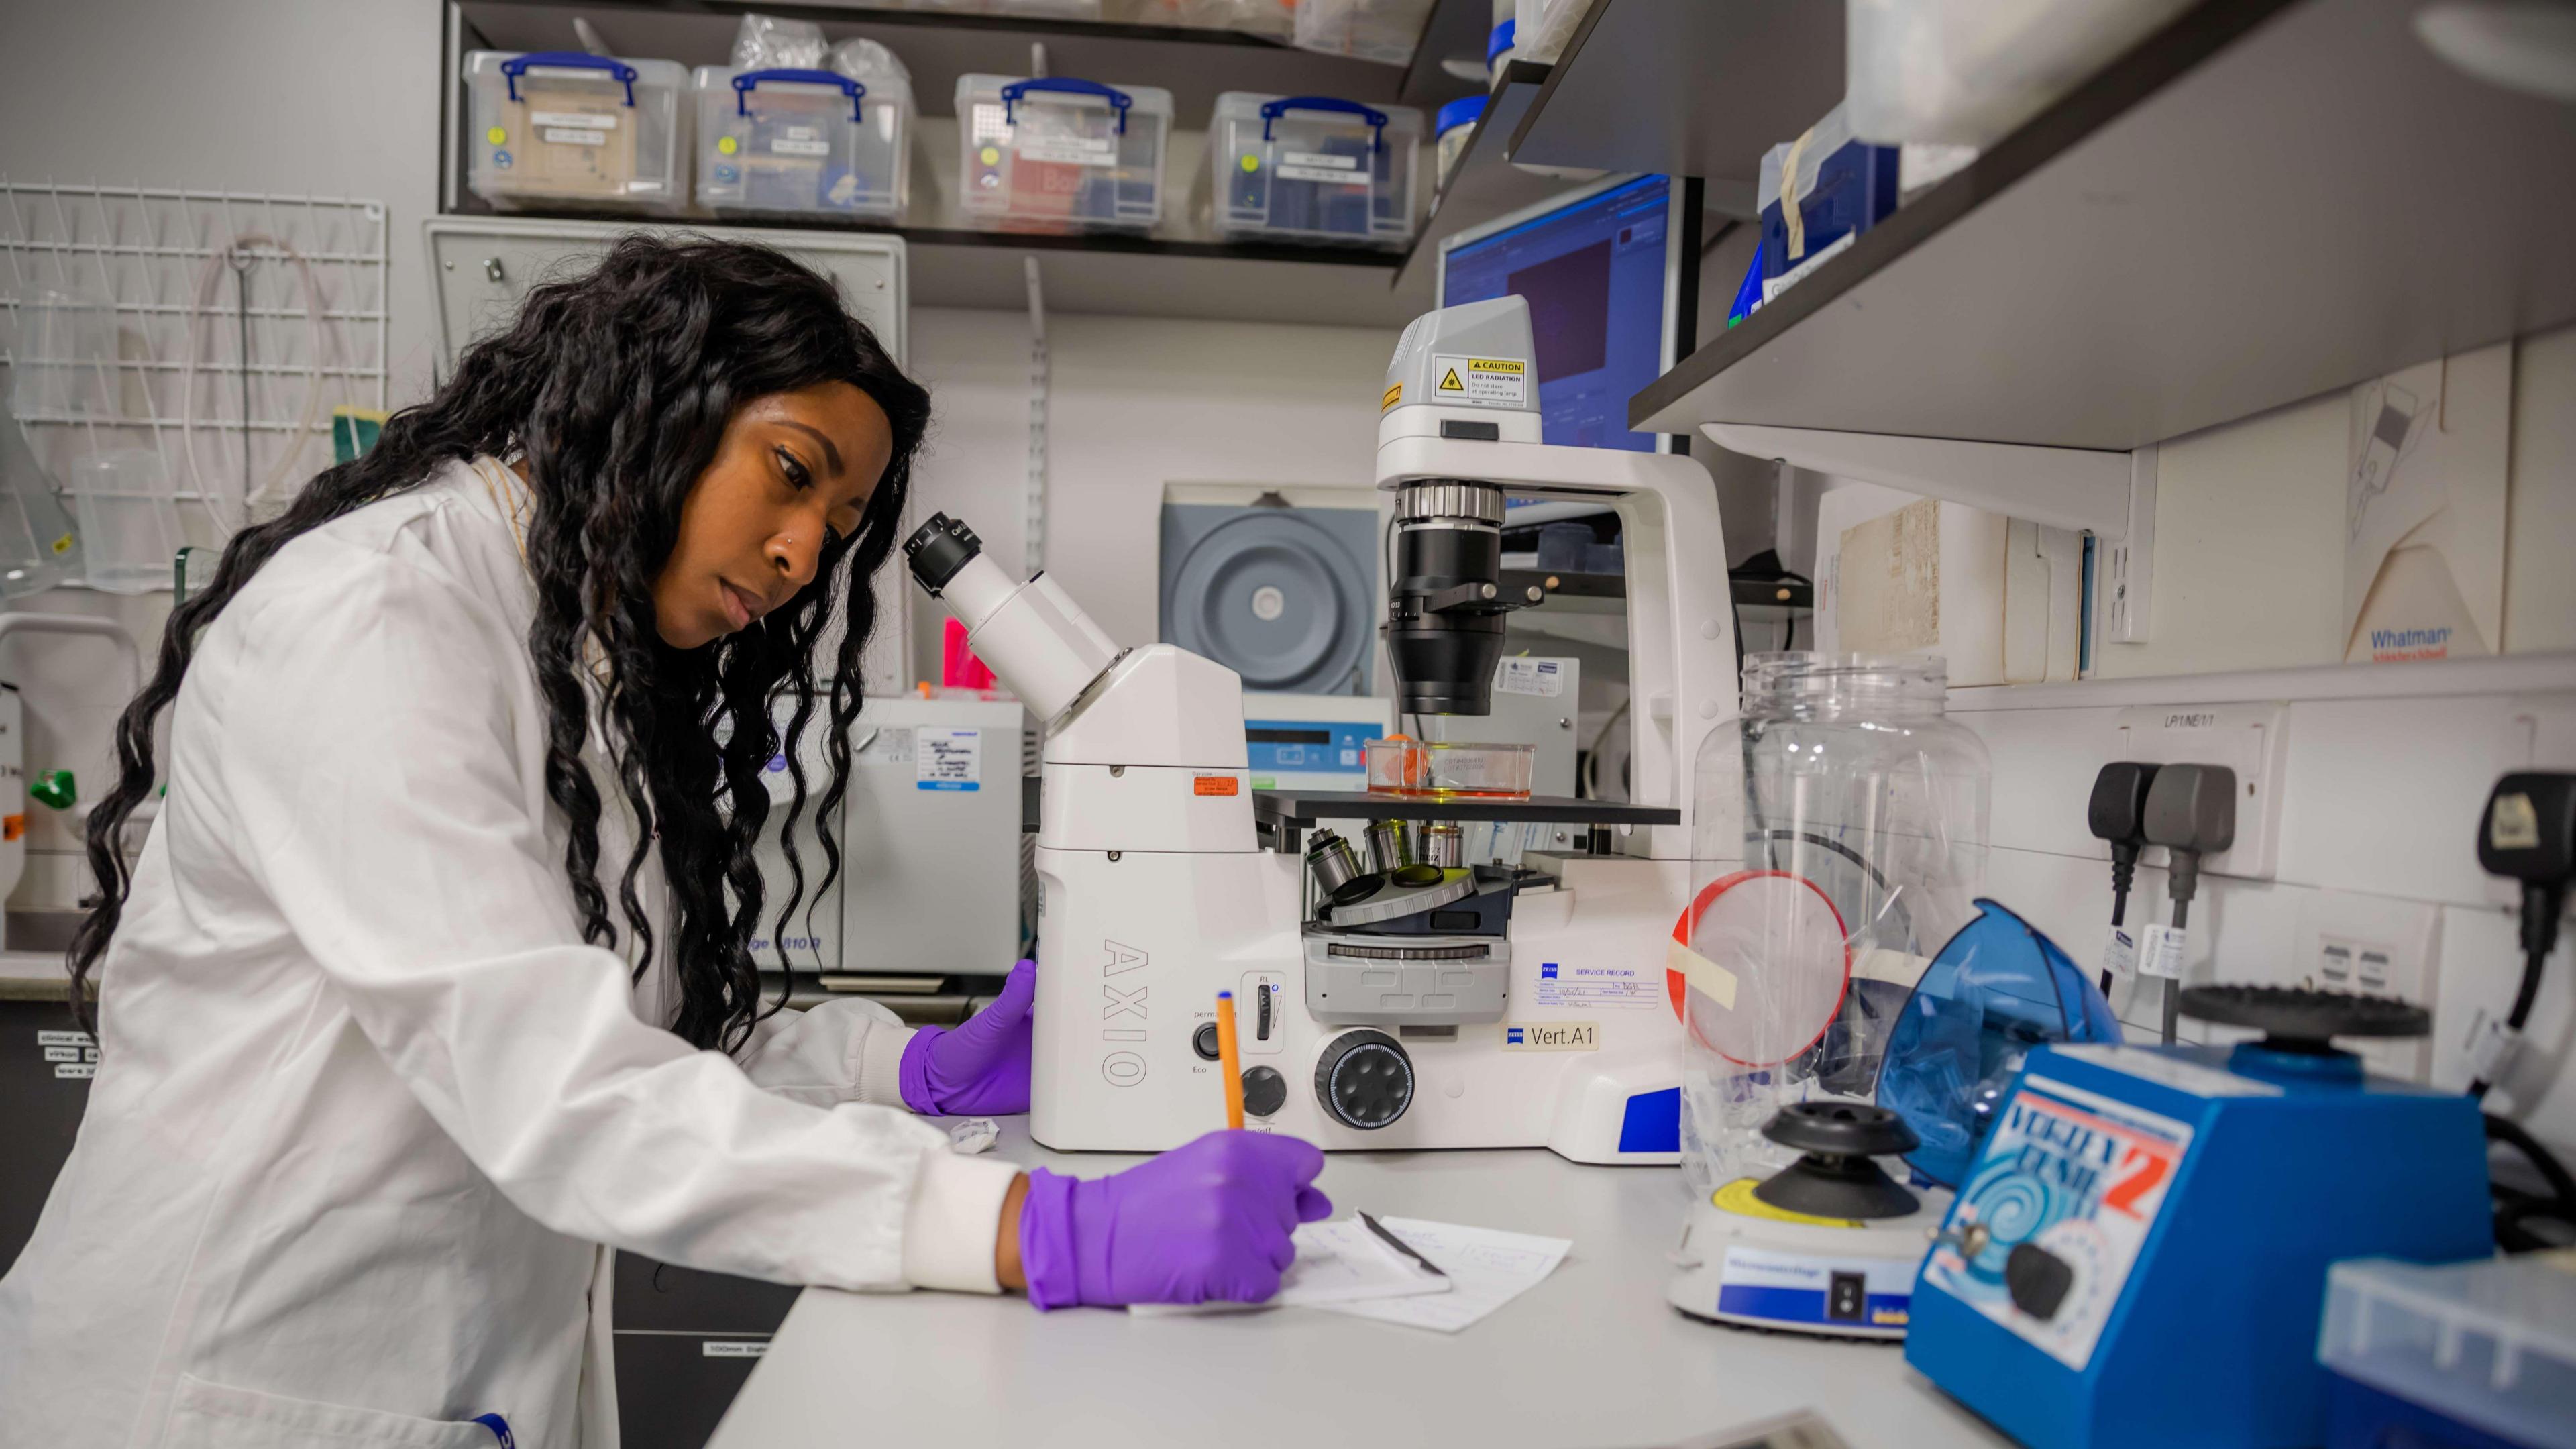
[1717,1245,1915,1332]
[1499,1021,1597,1051]
[916,727,981,792]
[855,727,914,767]
[2099,925,2139,977]
[1015,134,1118,168]
[529,111,617,131]
[2136,923,2187,979]
[1919,1075,2194,1371]
[1431,354,1529,409]
[700,1340,767,1358]
[1495,657,1565,698]
[1534,959,1659,1010]
[1278,151,1366,185]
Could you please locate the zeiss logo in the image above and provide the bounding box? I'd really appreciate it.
[1506,1027,1527,1045]
[1540,962,1558,979]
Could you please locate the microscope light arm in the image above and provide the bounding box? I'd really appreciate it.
[1373,433,1737,861]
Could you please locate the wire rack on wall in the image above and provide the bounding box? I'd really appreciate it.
[0,182,388,592]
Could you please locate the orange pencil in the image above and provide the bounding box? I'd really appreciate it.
[1215,990,1245,1130]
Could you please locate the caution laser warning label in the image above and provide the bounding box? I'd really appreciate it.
[1431,354,1529,409]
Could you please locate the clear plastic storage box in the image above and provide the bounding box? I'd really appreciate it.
[955,75,1173,233]
[1435,95,1484,191]
[1758,103,1899,305]
[694,66,914,219]
[1294,0,1438,63]
[1846,0,2198,149]
[2318,1255,2576,1449]
[464,51,690,213]
[1134,0,1295,36]
[1209,93,1422,248]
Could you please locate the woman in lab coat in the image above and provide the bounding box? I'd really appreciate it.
[0,236,1327,1449]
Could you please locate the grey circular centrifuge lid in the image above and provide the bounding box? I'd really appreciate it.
[1165,511,1369,693]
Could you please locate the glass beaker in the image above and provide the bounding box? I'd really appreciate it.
[1677,652,1990,1199]
[0,357,85,597]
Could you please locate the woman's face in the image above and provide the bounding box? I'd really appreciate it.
[653,382,895,649]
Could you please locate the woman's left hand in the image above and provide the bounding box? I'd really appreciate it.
[898,957,1035,1116]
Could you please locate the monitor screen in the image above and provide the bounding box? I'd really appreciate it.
[1438,174,1678,453]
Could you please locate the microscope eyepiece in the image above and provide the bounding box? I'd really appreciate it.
[1382,481,1513,716]
[904,513,981,597]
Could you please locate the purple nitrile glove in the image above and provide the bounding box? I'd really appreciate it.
[898,957,1034,1116]
[1018,1130,1334,1310]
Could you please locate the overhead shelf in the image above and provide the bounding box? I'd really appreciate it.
[1629,0,2576,451]
[1507,0,1842,214]
[445,0,1489,323]
[1388,61,1562,311]
[903,227,1409,323]
[455,0,1417,121]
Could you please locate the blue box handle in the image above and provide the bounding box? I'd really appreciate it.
[501,51,637,107]
[1260,95,1387,152]
[1000,77,1132,135]
[734,68,865,123]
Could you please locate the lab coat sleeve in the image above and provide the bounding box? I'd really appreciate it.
[737,998,918,1110]
[207,546,1015,1294]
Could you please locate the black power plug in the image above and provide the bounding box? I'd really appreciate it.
[2471,772,2575,1100]
[2141,764,2238,1044]
[2086,763,2162,994]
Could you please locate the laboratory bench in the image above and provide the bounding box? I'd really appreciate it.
[704,1119,2013,1449]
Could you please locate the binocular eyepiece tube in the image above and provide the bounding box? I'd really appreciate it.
[904,513,1122,721]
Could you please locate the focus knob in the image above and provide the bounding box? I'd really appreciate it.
[1242,1066,1287,1118]
[1314,1029,1413,1130]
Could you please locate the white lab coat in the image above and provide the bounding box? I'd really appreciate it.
[0,460,1020,1449]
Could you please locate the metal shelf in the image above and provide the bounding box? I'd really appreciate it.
[1628,0,2576,451]
[457,0,1413,121]
[1254,790,1678,828]
[902,227,1405,323]
[1507,0,1842,214]
[444,0,1491,323]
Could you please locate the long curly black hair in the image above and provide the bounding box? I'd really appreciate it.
[68,234,930,1053]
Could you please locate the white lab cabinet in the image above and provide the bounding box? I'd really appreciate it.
[750,696,1027,981]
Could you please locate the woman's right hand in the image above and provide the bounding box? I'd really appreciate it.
[1016,1131,1332,1309]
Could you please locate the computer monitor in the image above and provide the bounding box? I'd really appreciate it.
[1436,173,1696,453]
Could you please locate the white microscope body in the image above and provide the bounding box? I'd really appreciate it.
[903,298,1735,1163]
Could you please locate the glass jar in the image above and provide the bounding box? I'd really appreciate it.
[1677,652,1990,1199]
